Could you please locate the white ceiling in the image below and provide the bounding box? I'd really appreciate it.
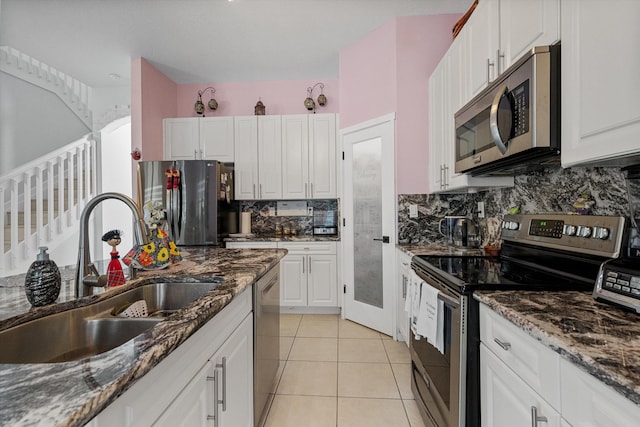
[0,0,472,88]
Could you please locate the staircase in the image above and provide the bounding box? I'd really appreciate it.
[1,137,97,276]
[0,46,92,129]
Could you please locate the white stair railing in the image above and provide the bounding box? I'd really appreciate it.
[1,136,98,275]
[0,46,93,129]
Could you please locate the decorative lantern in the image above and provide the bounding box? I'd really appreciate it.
[255,99,265,115]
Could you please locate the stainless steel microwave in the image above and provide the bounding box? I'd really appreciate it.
[454,45,560,176]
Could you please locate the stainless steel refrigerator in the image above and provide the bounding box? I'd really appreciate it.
[137,160,237,246]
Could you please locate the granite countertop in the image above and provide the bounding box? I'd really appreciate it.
[225,234,340,242]
[475,291,640,405]
[0,247,286,427]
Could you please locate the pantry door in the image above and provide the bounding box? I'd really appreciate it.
[342,114,395,336]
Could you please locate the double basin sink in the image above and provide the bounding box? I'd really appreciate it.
[0,279,223,364]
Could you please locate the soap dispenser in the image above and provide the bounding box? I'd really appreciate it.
[25,247,61,306]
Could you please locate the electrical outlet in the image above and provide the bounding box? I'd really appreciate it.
[409,204,418,219]
[308,207,314,216]
[477,201,485,218]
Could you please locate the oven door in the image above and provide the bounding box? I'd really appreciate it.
[410,268,464,427]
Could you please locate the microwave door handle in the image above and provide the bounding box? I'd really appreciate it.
[489,84,513,155]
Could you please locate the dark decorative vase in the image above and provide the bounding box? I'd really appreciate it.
[25,247,61,306]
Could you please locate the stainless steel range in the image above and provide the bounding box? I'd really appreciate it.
[410,214,629,427]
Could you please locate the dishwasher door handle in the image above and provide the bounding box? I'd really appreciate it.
[262,278,277,296]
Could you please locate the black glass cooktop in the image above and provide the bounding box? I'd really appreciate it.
[412,253,598,294]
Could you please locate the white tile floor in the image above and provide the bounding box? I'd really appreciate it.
[263,314,426,427]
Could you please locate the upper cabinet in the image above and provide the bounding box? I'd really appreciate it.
[282,114,337,200]
[164,117,235,162]
[560,0,640,167]
[466,0,560,99]
[234,116,282,200]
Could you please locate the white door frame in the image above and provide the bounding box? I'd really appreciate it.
[341,113,396,336]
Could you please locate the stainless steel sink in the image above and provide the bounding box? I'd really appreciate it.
[0,279,223,364]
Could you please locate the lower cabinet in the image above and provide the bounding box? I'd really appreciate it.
[480,303,640,427]
[88,287,254,427]
[155,314,253,427]
[560,358,640,427]
[279,242,337,308]
[226,241,339,310]
[480,345,561,427]
[396,249,411,346]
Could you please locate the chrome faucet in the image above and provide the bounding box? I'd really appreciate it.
[75,192,150,298]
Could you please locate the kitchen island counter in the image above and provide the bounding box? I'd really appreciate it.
[475,290,640,405]
[0,247,286,427]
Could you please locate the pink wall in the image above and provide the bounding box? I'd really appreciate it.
[175,79,339,118]
[131,58,177,161]
[396,14,461,194]
[338,14,460,194]
[338,21,398,129]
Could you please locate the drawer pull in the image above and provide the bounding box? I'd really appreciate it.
[494,338,511,351]
[531,406,548,427]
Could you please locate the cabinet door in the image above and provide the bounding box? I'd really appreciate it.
[200,117,235,162]
[234,116,259,200]
[258,116,282,199]
[164,118,199,160]
[481,345,561,427]
[281,115,309,199]
[561,0,640,167]
[560,358,640,427]
[280,254,307,306]
[428,57,446,193]
[307,254,337,307]
[212,315,254,427]
[465,0,499,97]
[154,363,213,427]
[499,0,559,72]
[308,114,337,199]
[396,250,411,346]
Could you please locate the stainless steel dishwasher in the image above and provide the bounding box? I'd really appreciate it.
[254,266,280,427]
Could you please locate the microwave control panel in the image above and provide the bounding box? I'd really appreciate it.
[511,80,530,138]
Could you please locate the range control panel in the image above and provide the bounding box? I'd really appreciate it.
[501,214,627,258]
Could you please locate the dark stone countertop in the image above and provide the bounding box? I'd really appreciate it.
[475,291,640,405]
[0,247,286,427]
[396,243,484,257]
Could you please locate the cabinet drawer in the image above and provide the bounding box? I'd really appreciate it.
[480,304,561,409]
[278,241,336,254]
[560,358,640,427]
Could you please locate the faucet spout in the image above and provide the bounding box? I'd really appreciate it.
[75,192,150,298]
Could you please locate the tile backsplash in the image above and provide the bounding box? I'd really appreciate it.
[239,199,339,236]
[398,166,636,246]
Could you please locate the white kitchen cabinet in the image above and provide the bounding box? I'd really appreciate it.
[153,363,212,427]
[210,314,254,427]
[428,36,514,193]
[560,357,640,427]
[481,345,562,427]
[279,242,338,308]
[89,287,253,427]
[234,116,282,200]
[480,304,562,427]
[395,249,411,346]
[282,114,337,200]
[560,0,640,167]
[465,0,559,99]
[164,117,235,162]
[156,314,253,427]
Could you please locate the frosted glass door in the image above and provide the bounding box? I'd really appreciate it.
[353,138,383,308]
